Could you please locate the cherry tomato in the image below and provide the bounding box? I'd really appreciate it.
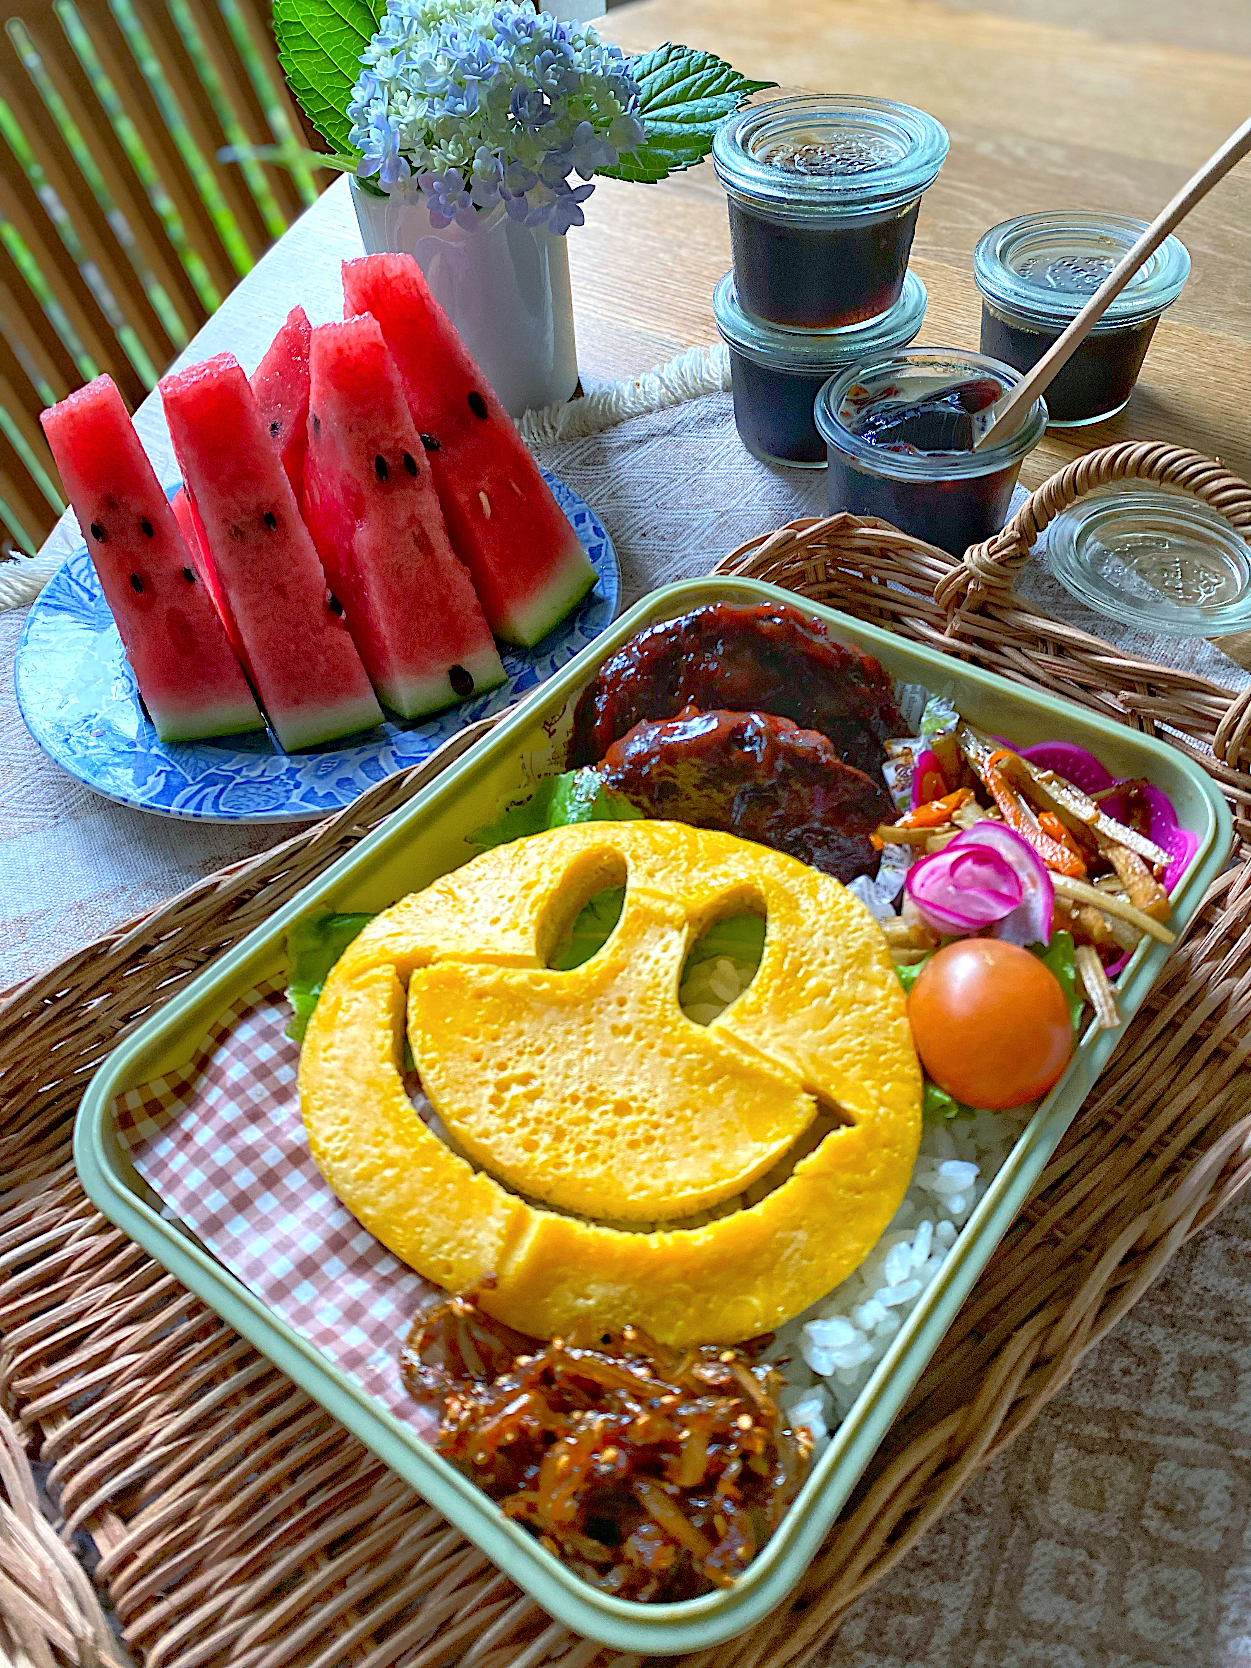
[906,939,1073,1111]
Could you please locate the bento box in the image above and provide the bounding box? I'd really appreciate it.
[75,574,1231,1656]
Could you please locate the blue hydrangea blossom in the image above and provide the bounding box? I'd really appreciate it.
[347,0,646,234]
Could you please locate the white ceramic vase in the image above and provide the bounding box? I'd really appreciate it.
[350,178,579,418]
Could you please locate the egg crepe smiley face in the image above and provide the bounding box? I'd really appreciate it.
[298,820,922,1345]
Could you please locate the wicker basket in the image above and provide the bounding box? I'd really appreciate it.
[2,441,1250,1668]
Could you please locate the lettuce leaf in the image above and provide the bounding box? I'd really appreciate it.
[470,767,640,851]
[682,912,766,971]
[1034,930,1084,1038]
[550,886,626,971]
[285,910,376,1042]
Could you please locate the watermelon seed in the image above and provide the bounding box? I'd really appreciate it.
[312,414,321,438]
[328,594,344,616]
[263,511,278,529]
[90,522,106,541]
[479,490,492,519]
[374,455,389,482]
[467,391,488,418]
[403,452,417,476]
[140,516,154,537]
[182,566,196,583]
[449,664,475,696]
[129,573,143,593]
[420,433,441,452]
[270,419,282,438]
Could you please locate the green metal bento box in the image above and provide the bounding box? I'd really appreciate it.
[75,575,1232,1656]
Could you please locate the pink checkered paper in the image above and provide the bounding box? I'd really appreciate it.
[112,980,441,1435]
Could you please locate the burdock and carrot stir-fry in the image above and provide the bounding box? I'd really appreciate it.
[294,599,1197,1602]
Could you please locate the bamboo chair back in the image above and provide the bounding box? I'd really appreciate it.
[0,0,333,554]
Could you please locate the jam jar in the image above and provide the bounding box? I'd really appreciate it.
[711,96,948,330]
[713,269,927,467]
[814,348,1047,555]
[973,214,1190,426]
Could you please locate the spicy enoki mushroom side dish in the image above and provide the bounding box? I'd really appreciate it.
[293,600,1195,1601]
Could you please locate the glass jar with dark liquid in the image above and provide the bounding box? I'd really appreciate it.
[814,348,1048,554]
[973,214,1190,426]
[713,269,927,467]
[712,96,948,331]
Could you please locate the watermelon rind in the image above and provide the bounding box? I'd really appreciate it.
[341,253,596,650]
[491,546,597,649]
[152,700,273,742]
[40,375,265,744]
[303,314,507,720]
[374,642,507,720]
[161,352,384,753]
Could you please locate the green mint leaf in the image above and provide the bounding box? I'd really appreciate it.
[599,43,775,184]
[274,0,384,154]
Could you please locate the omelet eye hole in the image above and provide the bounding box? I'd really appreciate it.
[541,853,628,971]
[678,907,766,1025]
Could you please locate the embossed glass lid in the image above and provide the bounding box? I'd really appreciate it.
[974,213,1190,331]
[712,95,949,222]
[1047,488,1251,636]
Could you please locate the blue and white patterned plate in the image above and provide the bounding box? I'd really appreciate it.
[15,472,619,823]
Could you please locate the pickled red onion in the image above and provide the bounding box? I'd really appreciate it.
[905,844,1022,935]
[904,822,1055,945]
[952,822,1054,946]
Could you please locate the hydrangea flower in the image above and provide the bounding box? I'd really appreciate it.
[347,1,646,233]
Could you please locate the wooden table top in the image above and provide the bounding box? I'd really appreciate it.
[576,0,1251,496]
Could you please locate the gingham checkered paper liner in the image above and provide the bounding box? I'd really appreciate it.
[112,980,441,1437]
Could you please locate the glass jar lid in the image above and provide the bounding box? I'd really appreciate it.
[813,348,1047,480]
[712,95,949,224]
[973,214,1190,332]
[1047,487,1251,636]
[712,268,927,373]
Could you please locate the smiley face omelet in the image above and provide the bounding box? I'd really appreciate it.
[299,820,921,1346]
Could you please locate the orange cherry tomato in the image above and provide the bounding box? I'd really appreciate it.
[906,939,1074,1111]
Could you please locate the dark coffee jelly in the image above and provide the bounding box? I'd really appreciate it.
[979,305,1159,424]
[728,198,919,331]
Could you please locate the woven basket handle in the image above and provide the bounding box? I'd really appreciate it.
[933,441,1251,770]
[934,440,1251,618]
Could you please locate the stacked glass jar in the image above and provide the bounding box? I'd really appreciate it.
[711,95,949,468]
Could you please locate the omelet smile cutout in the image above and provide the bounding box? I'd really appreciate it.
[299,821,922,1345]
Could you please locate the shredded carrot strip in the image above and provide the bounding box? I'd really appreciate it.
[1038,812,1086,866]
[979,756,1086,877]
[896,788,974,830]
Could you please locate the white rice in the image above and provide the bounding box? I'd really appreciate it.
[764,1107,1028,1449]
[677,943,1030,1454]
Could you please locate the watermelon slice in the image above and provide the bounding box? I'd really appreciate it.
[251,305,310,509]
[341,253,596,648]
[160,352,383,751]
[303,316,506,718]
[40,375,264,742]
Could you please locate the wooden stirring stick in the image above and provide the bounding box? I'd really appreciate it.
[973,114,1251,451]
